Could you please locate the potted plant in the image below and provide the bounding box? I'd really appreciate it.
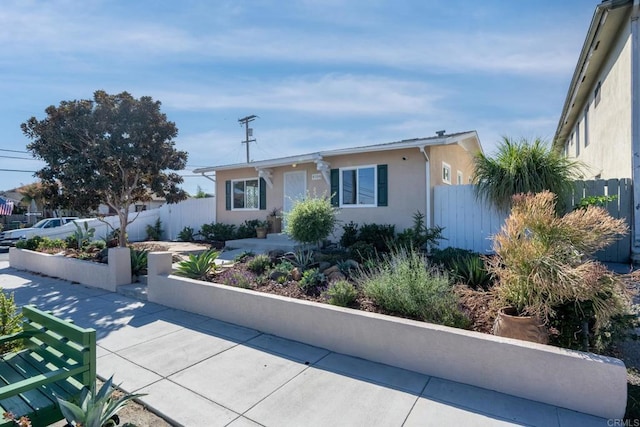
[255,220,269,239]
[487,191,629,345]
[267,207,282,234]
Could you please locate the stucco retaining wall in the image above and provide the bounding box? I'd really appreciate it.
[9,247,131,292]
[146,251,626,419]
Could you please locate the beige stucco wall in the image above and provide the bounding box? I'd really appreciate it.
[567,21,632,179]
[216,144,476,237]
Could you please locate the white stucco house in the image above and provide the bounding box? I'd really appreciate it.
[553,0,640,261]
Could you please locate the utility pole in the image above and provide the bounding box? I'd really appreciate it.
[238,115,257,163]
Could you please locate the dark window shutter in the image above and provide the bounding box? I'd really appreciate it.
[377,164,388,207]
[225,180,231,210]
[330,169,339,207]
[259,178,267,210]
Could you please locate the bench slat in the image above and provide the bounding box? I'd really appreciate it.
[0,353,54,416]
[23,325,88,366]
[21,306,95,345]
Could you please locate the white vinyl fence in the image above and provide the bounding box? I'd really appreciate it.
[434,179,632,263]
[94,197,216,242]
[433,185,506,254]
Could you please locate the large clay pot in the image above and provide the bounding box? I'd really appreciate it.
[255,227,267,239]
[493,307,549,344]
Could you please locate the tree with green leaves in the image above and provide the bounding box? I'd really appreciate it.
[472,137,582,211]
[22,90,188,247]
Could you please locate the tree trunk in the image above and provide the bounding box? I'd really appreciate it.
[118,210,129,247]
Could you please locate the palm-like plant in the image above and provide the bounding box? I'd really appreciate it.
[472,137,582,211]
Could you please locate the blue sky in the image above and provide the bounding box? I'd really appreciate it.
[0,0,596,196]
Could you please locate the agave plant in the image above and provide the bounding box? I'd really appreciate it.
[175,250,220,280]
[56,376,145,427]
[130,249,148,277]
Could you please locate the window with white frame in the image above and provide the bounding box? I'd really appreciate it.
[442,162,451,184]
[340,166,376,206]
[457,170,463,185]
[584,104,590,147]
[232,178,260,209]
[575,123,581,156]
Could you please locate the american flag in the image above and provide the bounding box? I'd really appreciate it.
[0,198,14,216]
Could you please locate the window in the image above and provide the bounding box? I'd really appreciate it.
[442,162,451,184]
[594,81,601,107]
[584,104,590,147]
[457,170,463,185]
[135,205,147,212]
[232,178,260,210]
[341,166,376,206]
[330,165,387,207]
[575,123,580,156]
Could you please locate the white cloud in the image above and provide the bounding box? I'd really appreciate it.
[155,74,444,116]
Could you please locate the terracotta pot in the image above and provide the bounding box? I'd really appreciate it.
[255,227,267,239]
[493,307,548,344]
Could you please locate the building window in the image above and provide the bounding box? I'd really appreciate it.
[341,166,376,206]
[232,178,260,209]
[584,104,590,147]
[575,123,580,156]
[594,81,601,107]
[457,170,463,185]
[134,205,147,212]
[442,162,451,184]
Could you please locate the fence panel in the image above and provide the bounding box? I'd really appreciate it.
[434,179,632,263]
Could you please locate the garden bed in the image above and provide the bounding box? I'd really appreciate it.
[147,250,627,419]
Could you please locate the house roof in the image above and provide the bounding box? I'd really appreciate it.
[193,130,482,173]
[553,0,634,150]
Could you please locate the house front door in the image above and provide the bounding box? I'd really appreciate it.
[283,171,307,227]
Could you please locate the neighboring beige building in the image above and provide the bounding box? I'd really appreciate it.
[553,0,640,260]
[194,131,482,235]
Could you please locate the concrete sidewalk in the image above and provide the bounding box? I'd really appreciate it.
[0,261,609,426]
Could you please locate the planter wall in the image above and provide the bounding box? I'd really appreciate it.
[146,252,626,419]
[9,247,132,292]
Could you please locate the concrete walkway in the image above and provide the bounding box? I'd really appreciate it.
[0,261,610,426]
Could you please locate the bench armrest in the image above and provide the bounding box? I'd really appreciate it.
[0,330,38,346]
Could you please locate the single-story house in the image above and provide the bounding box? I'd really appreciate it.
[194,131,483,235]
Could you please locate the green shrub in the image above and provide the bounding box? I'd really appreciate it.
[36,237,67,252]
[272,259,294,275]
[340,221,359,248]
[285,192,337,245]
[299,268,326,293]
[246,254,272,274]
[449,253,493,291]
[130,249,148,276]
[200,222,236,242]
[357,223,395,252]
[325,280,358,307]
[16,236,43,251]
[178,226,197,242]
[429,247,476,270]
[233,250,254,263]
[236,219,262,239]
[223,271,253,289]
[87,240,106,251]
[360,247,470,328]
[70,221,96,250]
[0,290,22,354]
[175,250,219,280]
[396,211,444,251]
[146,218,163,241]
[348,241,376,264]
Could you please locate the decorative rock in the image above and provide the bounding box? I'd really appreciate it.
[323,265,340,275]
[327,271,346,282]
[268,249,286,259]
[318,261,331,272]
[269,270,287,281]
[291,267,302,281]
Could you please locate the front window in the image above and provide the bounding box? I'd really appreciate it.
[341,166,376,206]
[233,178,260,209]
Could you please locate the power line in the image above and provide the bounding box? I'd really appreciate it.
[0,148,29,154]
[0,169,36,173]
[0,155,38,161]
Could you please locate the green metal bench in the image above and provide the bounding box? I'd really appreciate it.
[0,305,96,427]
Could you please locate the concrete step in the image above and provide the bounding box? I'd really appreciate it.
[117,282,148,301]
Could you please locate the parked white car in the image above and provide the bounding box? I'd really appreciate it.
[0,217,79,245]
